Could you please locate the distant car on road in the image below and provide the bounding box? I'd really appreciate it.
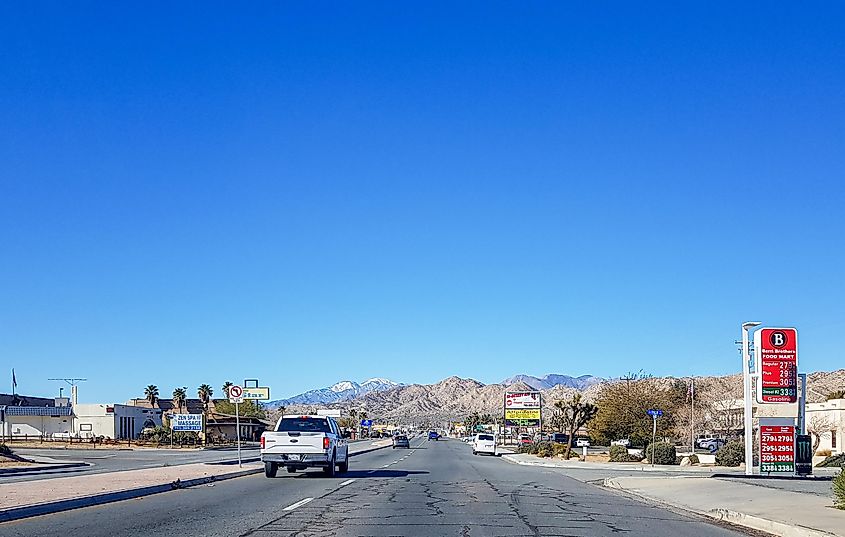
[393,435,410,449]
[697,438,726,453]
[472,433,496,456]
[428,431,440,441]
[550,433,569,444]
[518,434,532,445]
[575,438,591,447]
[610,438,631,447]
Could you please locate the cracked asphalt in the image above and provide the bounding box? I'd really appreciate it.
[3,437,750,536]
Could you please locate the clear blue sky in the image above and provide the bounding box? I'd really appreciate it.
[2,3,843,403]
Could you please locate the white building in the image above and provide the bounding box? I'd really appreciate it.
[73,404,161,440]
[806,398,844,455]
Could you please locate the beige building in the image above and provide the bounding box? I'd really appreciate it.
[806,398,844,455]
[73,403,161,440]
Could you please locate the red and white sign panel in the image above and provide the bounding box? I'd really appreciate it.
[760,425,795,473]
[755,327,798,403]
[505,391,541,409]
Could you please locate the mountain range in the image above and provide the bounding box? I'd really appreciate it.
[268,369,845,425]
[265,378,400,408]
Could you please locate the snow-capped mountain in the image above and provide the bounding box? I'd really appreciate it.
[266,378,400,408]
[502,374,604,391]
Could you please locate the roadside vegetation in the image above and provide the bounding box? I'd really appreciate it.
[834,470,845,510]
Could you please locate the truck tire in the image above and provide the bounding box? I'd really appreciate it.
[338,455,348,473]
[286,466,297,473]
[323,452,337,477]
[264,462,278,478]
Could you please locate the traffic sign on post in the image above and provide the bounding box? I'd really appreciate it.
[647,409,663,417]
[755,327,798,403]
[228,384,244,403]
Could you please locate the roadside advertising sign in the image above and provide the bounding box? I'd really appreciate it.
[795,434,813,476]
[242,387,270,400]
[755,327,798,403]
[504,391,541,409]
[228,384,244,403]
[760,422,796,474]
[172,413,203,432]
[504,392,541,426]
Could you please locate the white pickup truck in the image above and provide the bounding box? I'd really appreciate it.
[260,415,349,478]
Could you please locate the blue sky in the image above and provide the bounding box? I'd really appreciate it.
[2,3,843,403]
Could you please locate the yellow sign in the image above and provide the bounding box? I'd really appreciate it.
[505,409,541,420]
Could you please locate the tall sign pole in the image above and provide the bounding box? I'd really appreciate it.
[228,385,244,468]
[741,322,761,476]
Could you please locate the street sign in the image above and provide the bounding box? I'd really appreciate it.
[755,327,798,403]
[647,409,663,417]
[361,419,373,427]
[172,413,203,432]
[242,387,270,400]
[760,423,795,473]
[228,385,244,403]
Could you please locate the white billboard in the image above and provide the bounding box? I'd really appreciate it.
[504,391,541,409]
[172,414,203,432]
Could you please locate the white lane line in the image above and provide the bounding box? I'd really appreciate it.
[283,497,314,511]
[338,479,356,487]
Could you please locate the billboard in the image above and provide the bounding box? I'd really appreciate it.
[755,327,798,403]
[171,414,203,432]
[504,391,541,427]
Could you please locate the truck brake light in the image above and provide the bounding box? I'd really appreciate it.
[260,436,265,449]
[323,437,330,450]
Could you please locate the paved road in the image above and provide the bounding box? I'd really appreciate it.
[1,446,261,483]
[3,438,750,536]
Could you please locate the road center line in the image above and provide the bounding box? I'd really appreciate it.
[283,497,314,511]
[338,479,356,487]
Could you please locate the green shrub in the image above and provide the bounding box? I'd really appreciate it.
[817,453,845,468]
[688,454,699,465]
[645,442,677,465]
[834,471,845,510]
[715,441,745,467]
[609,445,628,460]
[552,443,569,457]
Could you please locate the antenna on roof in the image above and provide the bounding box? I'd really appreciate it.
[48,378,86,405]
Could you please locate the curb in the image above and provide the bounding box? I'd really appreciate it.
[0,441,393,524]
[0,462,89,476]
[0,466,262,524]
[602,478,838,537]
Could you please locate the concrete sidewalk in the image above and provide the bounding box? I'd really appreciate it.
[605,475,844,537]
[0,438,392,523]
[501,452,729,473]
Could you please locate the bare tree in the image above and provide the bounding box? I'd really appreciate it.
[808,414,834,453]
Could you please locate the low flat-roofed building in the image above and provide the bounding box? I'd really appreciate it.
[74,404,162,440]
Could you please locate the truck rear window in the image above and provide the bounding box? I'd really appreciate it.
[276,418,331,433]
[478,434,494,441]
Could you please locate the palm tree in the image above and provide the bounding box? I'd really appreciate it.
[222,381,233,398]
[172,387,187,413]
[197,384,213,444]
[144,385,159,408]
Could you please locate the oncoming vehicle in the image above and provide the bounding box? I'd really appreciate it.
[260,415,349,478]
[428,431,440,441]
[393,434,410,448]
[472,433,496,456]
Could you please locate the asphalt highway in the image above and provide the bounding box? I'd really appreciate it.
[3,438,751,536]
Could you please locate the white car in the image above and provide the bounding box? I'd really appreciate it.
[575,438,591,447]
[472,433,496,456]
[610,438,631,447]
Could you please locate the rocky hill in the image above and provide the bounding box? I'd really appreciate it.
[266,378,400,408]
[274,370,845,425]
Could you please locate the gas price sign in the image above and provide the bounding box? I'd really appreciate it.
[760,424,795,473]
[755,327,798,403]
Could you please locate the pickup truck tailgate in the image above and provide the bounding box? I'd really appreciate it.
[262,432,327,453]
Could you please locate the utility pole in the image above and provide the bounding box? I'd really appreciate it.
[741,322,761,476]
[690,376,695,453]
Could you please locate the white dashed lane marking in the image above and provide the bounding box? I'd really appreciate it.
[283,497,314,511]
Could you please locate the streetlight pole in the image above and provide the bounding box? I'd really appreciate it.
[742,321,761,476]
